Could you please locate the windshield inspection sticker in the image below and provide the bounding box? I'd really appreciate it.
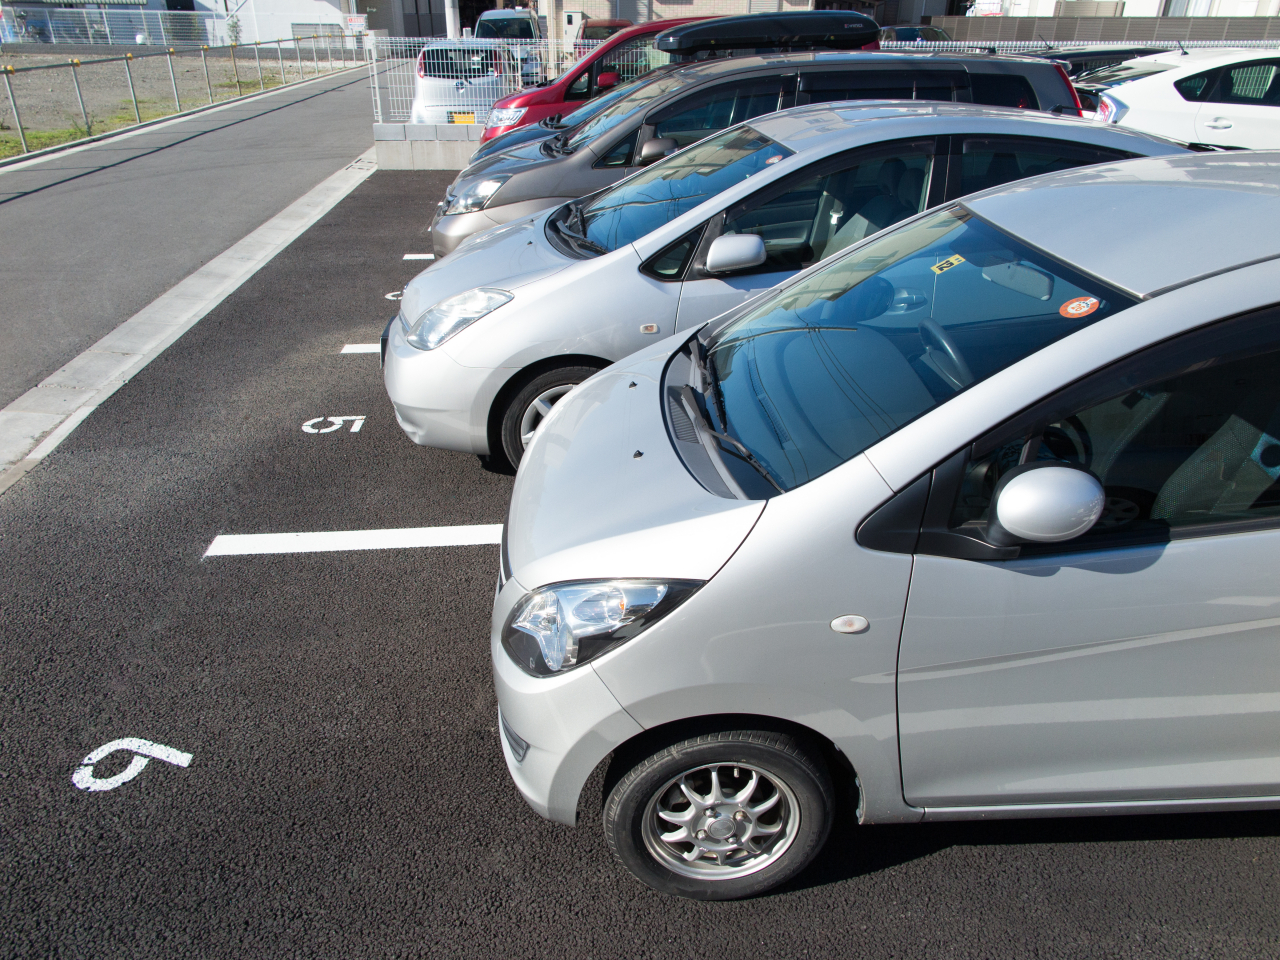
[302,416,365,434]
[72,738,192,792]
[1060,296,1101,319]
[931,254,965,275]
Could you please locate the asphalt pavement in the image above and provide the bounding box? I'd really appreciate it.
[2,172,1279,960]
[0,66,373,410]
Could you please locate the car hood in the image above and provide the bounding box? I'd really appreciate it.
[506,336,766,591]
[470,123,559,163]
[458,137,558,185]
[400,211,570,323]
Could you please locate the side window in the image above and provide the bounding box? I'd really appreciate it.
[650,80,785,148]
[565,70,590,102]
[1175,69,1218,102]
[600,36,672,84]
[594,129,638,168]
[949,137,1129,201]
[952,314,1280,550]
[1208,59,1280,106]
[720,142,934,271]
[969,74,1038,110]
[799,71,961,106]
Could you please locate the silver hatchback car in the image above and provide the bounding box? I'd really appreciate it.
[492,152,1280,900]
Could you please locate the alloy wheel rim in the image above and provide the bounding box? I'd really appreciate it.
[640,762,800,881]
[519,384,574,448]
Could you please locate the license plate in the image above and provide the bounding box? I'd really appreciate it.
[448,112,476,124]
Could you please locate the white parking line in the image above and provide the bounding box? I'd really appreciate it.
[341,344,380,354]
[204,524,503,556]
[403,253,435,260]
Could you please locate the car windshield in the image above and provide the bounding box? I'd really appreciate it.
[476,17,535,40]
[583,24,623,40]
[565,71,692,152]
[578,126,791,254]
[1077,60,1174,88]
[700,206,1137,493]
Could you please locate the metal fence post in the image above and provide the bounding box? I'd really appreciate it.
[69,59,91,135]
[311,36,318,75]
[276,39,285,86]
[3,67,28,154]
[326,33,334,72]
[254,42,263,91]
[295,37,303,79]
[230,43,241,94]
[166,47,180,112]
[201,45,213,104]
[369,36,381,123]
[123,53,141,124]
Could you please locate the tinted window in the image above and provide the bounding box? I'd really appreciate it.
[645,228,703,279]
[954,319,1280,547]
[1175,70,1217,102]
[951,137,1128,199]
[969,74,1038,109]
[722,141,935,271]
[476,17,534,40]
[1209,60,1280,106]
[419,46,505,80]
[582,24,622,40]
[700,207,1136,493]
[650,79,785,147]
[581,126,790,252]
[566,69,590,101]
[800,70,959,105]
[593,129,637,167]
[1077,61,1174,88]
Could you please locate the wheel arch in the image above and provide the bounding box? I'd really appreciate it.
[485,353,612,459]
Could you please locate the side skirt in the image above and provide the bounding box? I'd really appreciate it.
[920,794,1280,822]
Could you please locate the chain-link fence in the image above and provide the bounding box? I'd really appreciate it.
[369,37,608,125]
[1,37,363,159]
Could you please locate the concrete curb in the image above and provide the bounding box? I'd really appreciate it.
[0,147,379,497]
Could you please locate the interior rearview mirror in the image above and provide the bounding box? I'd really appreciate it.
[638,137,678,165]
[981,261,1054,301]
[705,234,767,275]
[597,70,621,90]
[987,463,1104,546]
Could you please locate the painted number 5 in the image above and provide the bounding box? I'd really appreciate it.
[302,416,366,434]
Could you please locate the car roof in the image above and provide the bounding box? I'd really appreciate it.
[747,100,1182,151]
[1130,47,1277,68]
[584,18,632,26]
[658,48,1060,83]
[478,8,533,16]
[965,151,1280,297]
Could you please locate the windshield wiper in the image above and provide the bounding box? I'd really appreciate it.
[679,384,784,496]
[553,217,608,255]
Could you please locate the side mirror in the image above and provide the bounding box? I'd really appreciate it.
[637,137,678,164]
[705,234,767,275]
[597,70,621,90]
[987,463,1105,546]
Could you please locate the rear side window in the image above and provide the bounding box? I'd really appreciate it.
[950,137,1130,200]
[649,79,786,148]
[969,73,1038,110]
[476,17,534,40]
[419,47,502,80]
[1208,60,1280,106]
[799,70,962,105]
[1175,70,1217,102]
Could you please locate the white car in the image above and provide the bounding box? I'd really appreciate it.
[410,40,521,126]
[1084,48,1280,149]
[475,9,545,85]
[382,102,1187,467]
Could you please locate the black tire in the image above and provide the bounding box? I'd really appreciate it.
[499,365,600,468]
[603,729,834,900]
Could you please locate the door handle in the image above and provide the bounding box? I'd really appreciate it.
[1204,118,1234,129]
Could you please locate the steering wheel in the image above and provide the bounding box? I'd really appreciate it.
[918,318,974,390]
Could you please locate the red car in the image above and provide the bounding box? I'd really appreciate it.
[480,17,709,142]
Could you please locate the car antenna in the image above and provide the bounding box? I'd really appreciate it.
[1037,33,1053,49]
[1176,40,1188,55]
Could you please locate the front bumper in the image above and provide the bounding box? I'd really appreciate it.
[490,576,643,825]
[382,318,503,454]
[430,197,568,258]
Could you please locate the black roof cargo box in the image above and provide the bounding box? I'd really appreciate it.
[655,11,880,55]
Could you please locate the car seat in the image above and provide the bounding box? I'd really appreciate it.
[819,158,911,259]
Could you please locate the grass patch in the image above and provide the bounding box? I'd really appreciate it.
[0,127,86,159]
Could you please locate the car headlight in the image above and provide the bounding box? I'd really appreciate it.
[444,175,510,215]
[402,287,512,350]
[502,579,702,676]
[486,107,527,128]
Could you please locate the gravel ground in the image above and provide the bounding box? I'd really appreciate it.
[1,49,357,135]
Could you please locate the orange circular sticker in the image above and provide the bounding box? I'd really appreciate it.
[1060,296,1100,319]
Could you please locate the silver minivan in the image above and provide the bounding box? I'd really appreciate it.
[492,151,1280,899]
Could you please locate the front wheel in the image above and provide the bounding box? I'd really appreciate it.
[499,365,598,468]
[603,729,834,900]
